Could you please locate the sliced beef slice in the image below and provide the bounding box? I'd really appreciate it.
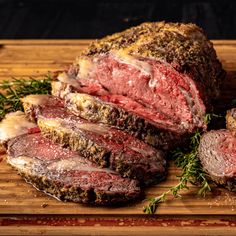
[52,81,183,149]
[198,130,236,191]
[57,22,225,134]
[22,94,167,186]
[7,133,141,205]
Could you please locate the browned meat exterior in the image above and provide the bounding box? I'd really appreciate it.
[57,22,225,134]
[198,130,236,191]
[7,133,141,205]
[226,108,236,136]
[52,81,184,149]
[22,94,167,186]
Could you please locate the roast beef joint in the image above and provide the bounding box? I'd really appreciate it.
[0,21,229,205]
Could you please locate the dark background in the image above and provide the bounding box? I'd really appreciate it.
[0,0,235,39]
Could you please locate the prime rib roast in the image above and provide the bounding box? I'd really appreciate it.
[56,22,225,138]
[7,132,141,205]
[22,95,167,186]
[0,22,229,205]
[198,130,236,191]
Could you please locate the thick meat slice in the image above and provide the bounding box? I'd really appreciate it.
[22,95,167,185]
[198,130,236,191]
[226,108,236,136]
[7,133,141,205]
[52,81,183,149]
[57,22,225,134]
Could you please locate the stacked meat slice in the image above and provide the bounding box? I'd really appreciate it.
[0,22,226,204]
[1,94,166,204]
[22,95,166,186]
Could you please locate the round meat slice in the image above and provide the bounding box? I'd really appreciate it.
[198,129,236,191]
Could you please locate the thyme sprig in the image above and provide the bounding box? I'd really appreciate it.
[143,114,218,214]
[0,77,51,120]
[204,113,222,124]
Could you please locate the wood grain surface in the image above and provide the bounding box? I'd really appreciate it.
[0,40,236,235]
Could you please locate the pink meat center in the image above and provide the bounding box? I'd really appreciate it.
[22,134,78,161]
[218,135,236,174]
[78,55,206,133]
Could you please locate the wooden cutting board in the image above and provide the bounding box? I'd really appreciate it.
[0,40,236,235]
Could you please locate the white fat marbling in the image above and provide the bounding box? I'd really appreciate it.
[0,111,36,143]
[21,94,50,106]
[112,51,153,76]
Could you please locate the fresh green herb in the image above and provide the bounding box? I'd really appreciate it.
[0,76,51,120]
[143,114,219,214]
[204,113,222,125]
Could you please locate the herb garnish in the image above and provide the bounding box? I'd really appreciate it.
[143,114,220,214]
[0,77,51,120]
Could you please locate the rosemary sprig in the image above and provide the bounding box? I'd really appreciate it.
[143,114,218,214]
[0,77,51,120]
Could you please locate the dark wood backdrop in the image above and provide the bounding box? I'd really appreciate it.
[0,0,235,39]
